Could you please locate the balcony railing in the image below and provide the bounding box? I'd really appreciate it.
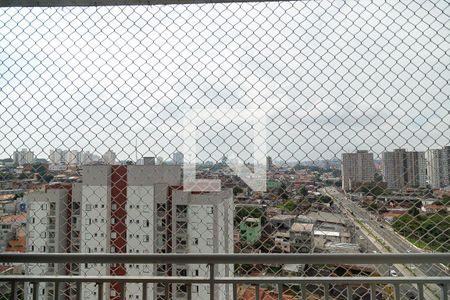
[0,253,449,300]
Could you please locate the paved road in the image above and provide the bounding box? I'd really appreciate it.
[324,187,448,277]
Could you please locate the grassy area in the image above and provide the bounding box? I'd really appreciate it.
[392,213,450,253]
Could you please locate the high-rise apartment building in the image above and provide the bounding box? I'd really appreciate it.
[341,150,375,191]
[13,149,35,165]
[173,151,184,165]
[102,150,117,164]
[49,149,65,164]
[382,149,426,189]
[426,148,449,189]
[26,165,233,300]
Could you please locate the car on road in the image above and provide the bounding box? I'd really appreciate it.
[380,225,384,228]
[389,269,398,277]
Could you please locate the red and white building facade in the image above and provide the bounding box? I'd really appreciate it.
[26,165,234,300]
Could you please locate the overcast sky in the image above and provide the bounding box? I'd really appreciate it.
[0,0,449,163]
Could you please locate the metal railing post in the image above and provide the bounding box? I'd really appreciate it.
[324,283,330,300]
[441,283,448,300]
[209,263,215,300]
[119,282,126,300]
[394,284,400,300]
[76,282,82,300]
[97,282,104,300]
[277,283,282,300]
[186,283,192,300]
[54,281,59,300]
[9,281,17,300]
[417,283,424,300]
[32,282,39,300]
[142,282,147,300]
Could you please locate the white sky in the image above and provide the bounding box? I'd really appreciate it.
[0,0,449,162]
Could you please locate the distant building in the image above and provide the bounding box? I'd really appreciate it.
[49,149,65,164]
[13,149,35,166]
[341,150,375,191]
[239,217,261,245]
[426,148,449,189]
[65,150,79,165]
[289,223,314,253]
[26,165,233,300]
[143,157,155,165]
[0,158,14,166]
[0,213,26,252]
[102,149,117,164]
[382,149,426,189]
[173,151,184,165]
[266,156,273,171]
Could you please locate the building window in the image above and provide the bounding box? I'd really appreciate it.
[111,232,117,239]
[111,203,117,210]
[145,220,150,227]
[207,238,213,246]
[207,207,213,214]
[144,235,150,242]
[192,238,198,245]
[85,204,91,211]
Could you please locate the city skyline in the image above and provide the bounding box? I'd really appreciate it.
[2,145,450,165]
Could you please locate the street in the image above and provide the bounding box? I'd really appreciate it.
[323,187,448,299]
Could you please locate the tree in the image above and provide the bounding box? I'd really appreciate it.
[368,202,379,212]
[278,182,289,200]
[437,195,450,206]
[319,195,332,203]
[374,173,383,182]
[299,186,308,197]
[233,186,244,195]
[278,199,297,212]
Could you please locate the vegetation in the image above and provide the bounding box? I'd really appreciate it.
[393,213,450,252]
[233,186,243,195]
[355,182,389,197]
[318,195,333,204]
[278,182,289,200]
[277,199,297,212]
[434,195,450,206]
[299,186,308,197]
[235,206,264,225]
[0,172,15,180]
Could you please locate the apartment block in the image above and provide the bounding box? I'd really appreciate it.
[13,149,35,166]
[26,165,233,300]
[426,148,450,189]
[25,188,69,300]
[341,150,375,191]
[382,149,426,189]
